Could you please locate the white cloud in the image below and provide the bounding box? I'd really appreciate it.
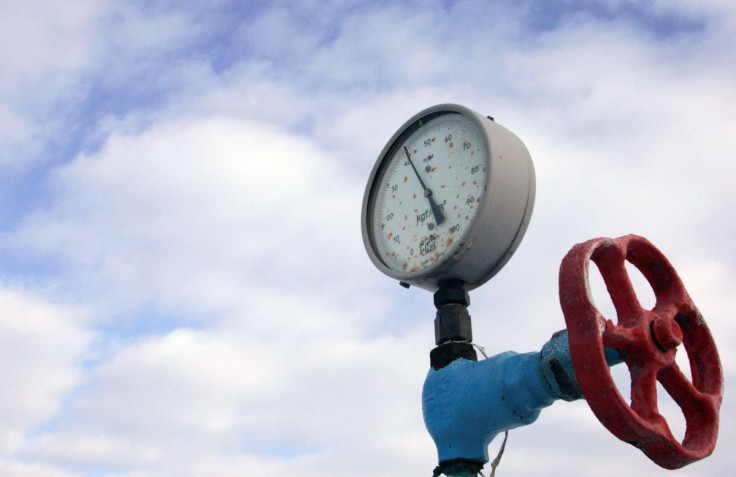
[23,318,435,475]
[0,1,102,91]
[0,287,92,454]
[0,0,104,169]
[15,115,369,319]
[0,457,78,477]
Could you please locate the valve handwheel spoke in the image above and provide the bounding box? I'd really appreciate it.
[659,362,710,414]
[559,235,723,469]
[593,245,643,327]
[630,360,663,423]
[601,320,644,359]
[658,361,721,446]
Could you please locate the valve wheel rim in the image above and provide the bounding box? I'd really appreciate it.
[559,234,723,469]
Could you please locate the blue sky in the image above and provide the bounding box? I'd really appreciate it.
[1,1,735,476]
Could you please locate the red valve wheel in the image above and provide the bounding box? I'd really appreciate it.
[559,235,723,469]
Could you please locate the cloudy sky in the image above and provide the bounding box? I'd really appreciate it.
[1,1,735,476]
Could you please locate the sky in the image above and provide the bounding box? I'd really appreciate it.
[0,0,735,476]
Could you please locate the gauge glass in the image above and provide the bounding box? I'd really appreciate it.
[371,113,488,274]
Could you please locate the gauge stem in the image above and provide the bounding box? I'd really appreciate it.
[404,146,445,226]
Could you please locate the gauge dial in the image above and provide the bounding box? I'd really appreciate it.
[362,104,535,292]
[372,114,487,274]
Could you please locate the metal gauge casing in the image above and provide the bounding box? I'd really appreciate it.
[361,104,535,292]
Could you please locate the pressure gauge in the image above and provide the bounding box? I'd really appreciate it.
[361,104,535,292]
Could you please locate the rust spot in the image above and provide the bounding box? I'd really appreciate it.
[432,137,436,142]
[431,166,437,172]
[404,176,408,183]
[387,232,393,240]
[413,193,417,199]
[381,224,386,230]
[476,197,481,203]
[403,263,408,270]
[449,142,453,148]
[461,181,466,187]
[441,184,446,188]
[470,151,475,156]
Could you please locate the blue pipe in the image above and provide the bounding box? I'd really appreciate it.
[422,331,623,467]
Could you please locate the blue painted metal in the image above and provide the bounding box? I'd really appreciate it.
[422,331,622,466]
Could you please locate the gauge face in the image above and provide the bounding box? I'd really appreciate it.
[370,113,488,274]
[362,104,535,292]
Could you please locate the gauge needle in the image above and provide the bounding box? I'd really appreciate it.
[404,146,445,226]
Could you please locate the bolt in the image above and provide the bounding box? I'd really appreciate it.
[652,316,683,350]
